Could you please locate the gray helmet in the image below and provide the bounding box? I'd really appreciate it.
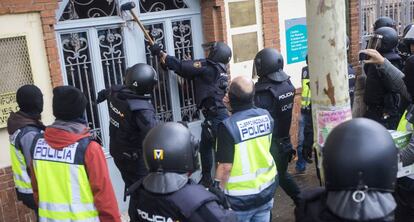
[143,122,199,173]
[374,27,399,53]
[373,16,396,31]
[125,63,158,95]
[253,48,289,82]
[203,41,232,64]
[323,118,398,192]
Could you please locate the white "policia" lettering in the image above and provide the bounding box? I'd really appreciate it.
[137,209,175,222]
[33,139,78,164]
[237,115,271,141]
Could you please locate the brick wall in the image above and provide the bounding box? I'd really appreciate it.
[0,1,60,221]
[261,0,280,50]
[0,167,35,222]
[348,0,361,67]
[0,0,62,87]
[201,0,227,43]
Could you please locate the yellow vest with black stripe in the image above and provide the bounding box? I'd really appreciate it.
[397,110,413,132]
[222,108,277,196]
[301,67,311,108]
[10,126,40,194]
[31,135,99,221]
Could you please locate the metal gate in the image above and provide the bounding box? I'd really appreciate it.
[360,0,414,43]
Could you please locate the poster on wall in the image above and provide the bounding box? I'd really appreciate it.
[285,17,308,64]
[0,92,18,128]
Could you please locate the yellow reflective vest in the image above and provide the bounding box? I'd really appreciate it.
[9,127,39,194]
[222,108,277,196]
[301,67,311,108]
[32,136,99,221]
[397,110,413,132]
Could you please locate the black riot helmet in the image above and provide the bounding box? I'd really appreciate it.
[373,16,396,31]
[403,24,414,46]
[203,41,232,64]
[125,63,158,95]
[323,118,398,192]
[253,48,289,82]
[374,27,399,53]
[143,122,199,174]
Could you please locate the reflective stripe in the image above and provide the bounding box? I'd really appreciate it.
[39,202,97,213]
[10,131,32,193]
[70,166,81,203]
[225,178,275,196]
[238,142,250,175]
[228,163,275,183]
[301,79,311,108]
[39,218,99,222]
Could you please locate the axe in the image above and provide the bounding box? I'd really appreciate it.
[121,2,166,67]
[121,2,155,45]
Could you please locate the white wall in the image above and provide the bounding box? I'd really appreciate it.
[278,0,307,88]
[0,13,54,168]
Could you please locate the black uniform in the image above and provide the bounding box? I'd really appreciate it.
[364,52,403,129]
[255,76,301,204]
[132,178,237,222]
[164,56,229,183]
[295,188,394,222]
[348,64,356,107]
[98,85,157,220]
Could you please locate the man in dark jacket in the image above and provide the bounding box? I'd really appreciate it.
[7,85,45,214]
[130,122,237,222]
[97,63,158,221]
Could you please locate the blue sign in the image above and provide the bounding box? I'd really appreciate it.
[285,17,308,64]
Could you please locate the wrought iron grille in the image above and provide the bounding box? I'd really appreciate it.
[172,19,200,122]
[0,36,33,94]
[139,0,188,13]
[361,0,414,40]
[60,32,101,140]
[60,0,119,21]
[144,23,173,122]
[98,27,126,88]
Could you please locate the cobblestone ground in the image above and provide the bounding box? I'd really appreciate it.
[122,161,320,222]
[272,161,320,222]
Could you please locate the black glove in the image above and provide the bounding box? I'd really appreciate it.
[149,43,163,56]
[209,186,231,210]
[96,89,109,104]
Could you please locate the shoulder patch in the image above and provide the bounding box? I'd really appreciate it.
[193,61,202,68]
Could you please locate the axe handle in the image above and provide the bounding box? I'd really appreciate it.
[129,9,155,45]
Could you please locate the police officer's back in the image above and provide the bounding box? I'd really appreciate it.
[130,123,237,222]
[295,118,398,222]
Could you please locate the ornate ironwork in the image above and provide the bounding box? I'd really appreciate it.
[60,0,119,21]
[172,20,200,122]
[98,28,126,88]
[144,23,173,122]
[60,32,101,138]
[139,0,189,13]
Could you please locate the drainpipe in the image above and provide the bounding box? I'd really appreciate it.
[305,0,352,183]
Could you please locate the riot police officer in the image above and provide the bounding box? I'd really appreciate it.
[253,48,301,205]
[364,27,403,129]
[129,122,237,222]
[398,24,414,62]
[96,63,158,221]
[295,118,398,222]
[150,41,231,187]
[373,16,397,31]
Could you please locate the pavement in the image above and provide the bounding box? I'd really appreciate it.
[272,161,320,221]
[122,161,320,222]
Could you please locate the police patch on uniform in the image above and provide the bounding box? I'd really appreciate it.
[193,61,202,68]
[154,149,164,160]
[236,115,272,141]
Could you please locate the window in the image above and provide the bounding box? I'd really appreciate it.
[60,0,119,21]
[139,0,189,13]
[0,36,33,128]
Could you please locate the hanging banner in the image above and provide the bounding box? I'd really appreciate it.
[0,92,18,128]
[285,17,308,64]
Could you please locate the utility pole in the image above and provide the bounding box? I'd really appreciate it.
[305,0,352,183]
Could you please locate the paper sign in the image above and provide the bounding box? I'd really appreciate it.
[0,92,18,128]
[317,107,352,146]
[285,17,308,64]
